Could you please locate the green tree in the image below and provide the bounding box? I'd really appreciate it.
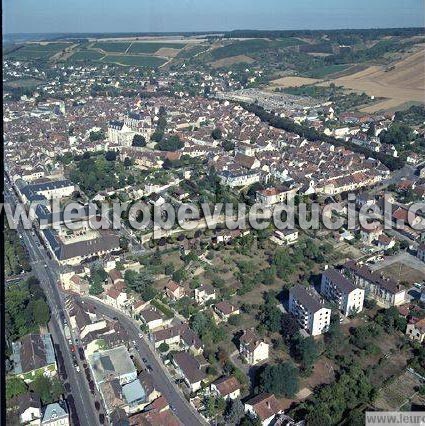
[259,362,299,397]
[157,135,184,151]
[306,403,332,426]
[224,398,245,425]
[29,375,63,405]
[240,412,262,426]
[281,313,300,343]
[32,299,50,326]
[211,128,223,140]
[105,150,117,161]
[158,342,170,353]
[132,134,146,147]
[294,335,319,372]
[6,377,27,400]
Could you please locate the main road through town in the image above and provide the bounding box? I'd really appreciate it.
[4,182,204,426]
[79,296,205,426]
[4,183,101,426]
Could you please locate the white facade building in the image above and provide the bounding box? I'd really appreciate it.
[289,285,331,336]
[321,267,364,316]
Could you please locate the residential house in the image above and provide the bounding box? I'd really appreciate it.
[67,299,107,340]
[129,395,180,426]
[194,284,216,305]
[320,268,364,316]
[150,324,203,355]
[210,376,241,401]
[214,301,240,322]
[256,186,298,206]
[244,393,283,426]
[88,346,137,388]
[12,334,57,383]
[360,225,383,245]
[164,280,185,301]
[239,329,269,365]
[139,308,166,331]
[289,285,331,336]
[108,269,125,287]
[17,393,42,425]
[66,274,90,295]
[41,401,70,426]
[104,286,128,311]
[376,234,395,251]
[172,351,207,393]
[270,229,299,246]
[406,318,425,343]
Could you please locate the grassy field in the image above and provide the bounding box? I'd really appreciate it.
[100,54,166,67]
[128,42,187,54]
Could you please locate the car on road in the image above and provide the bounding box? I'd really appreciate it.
[146,364,153,372]
[78,347,85,360]
[142,357,148,363]
[75,365,80,372]
[138,333,144,338]
[414,282,422,289]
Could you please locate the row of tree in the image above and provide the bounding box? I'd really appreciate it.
[242,103,404,171]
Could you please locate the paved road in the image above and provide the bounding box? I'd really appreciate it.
[79,296,205,426]
[4,183,101,426]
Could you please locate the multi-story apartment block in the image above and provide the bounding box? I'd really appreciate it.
[289,285,331,336]
[321,267,364,316]
[343,260,406,307]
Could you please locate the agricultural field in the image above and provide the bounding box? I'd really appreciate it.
[5,42,71,60]
[322,46,425,112]
[209,38,305,61]
[374,370,422,411]
[99,54,167,67]
[209,54,255,69]
[269,76,321,89]
[302,64,350,78]
[67,50,105,62]
[93,41,131,52]
[128,42,187,54]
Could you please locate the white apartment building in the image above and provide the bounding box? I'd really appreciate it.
[321,267,364,316]
[289,285,331,336]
